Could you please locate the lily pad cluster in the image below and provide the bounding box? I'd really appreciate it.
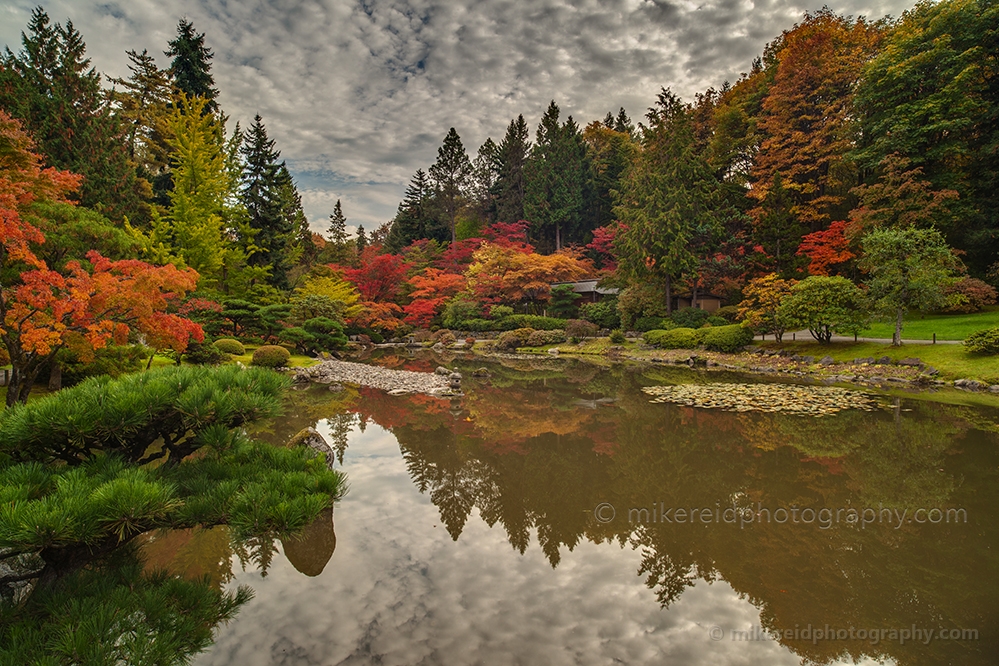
[642,383,880,416]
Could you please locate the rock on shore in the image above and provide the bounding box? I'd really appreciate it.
[295,359,457,396]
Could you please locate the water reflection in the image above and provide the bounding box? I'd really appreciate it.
[164,354,998,665]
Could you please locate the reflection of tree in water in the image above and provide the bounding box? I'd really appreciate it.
[357,357,999,666]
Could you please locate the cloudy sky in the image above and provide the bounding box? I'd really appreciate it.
[0,0,913,234]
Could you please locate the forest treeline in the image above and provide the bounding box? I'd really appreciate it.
[1,0,997,402]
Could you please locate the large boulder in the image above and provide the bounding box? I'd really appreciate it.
[287,427,335,468]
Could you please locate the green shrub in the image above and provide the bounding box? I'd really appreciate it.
[609,330,626,344]
[456,318,494,332]
[671,307,709,329]
[496,328,535,351]
[964,327,999,354]
[706,315,728,327]
[59,344,149,386]
[579,299,621,329]
[526,329,567,347]
[213,338,245,355]
[502,314,566,331]
[714,305,740,322]
[441,297,482,329]
[565,319,599,341]
[432,329,457,346]
[702,324,755,352]
[490,305,515,319]
[251,345,291,367]
[635,316,671,332]
[184,339,227,365]
[643,327,701,349]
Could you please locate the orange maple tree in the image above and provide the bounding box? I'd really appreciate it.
[796,221,855,276]
[464,243,592,306]
[1,111,202,404]
[403,268,467,327]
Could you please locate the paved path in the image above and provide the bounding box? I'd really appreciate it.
[756,331,962,345]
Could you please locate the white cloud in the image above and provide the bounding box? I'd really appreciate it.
[0,0,913,230]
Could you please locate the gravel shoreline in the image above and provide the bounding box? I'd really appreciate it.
[295,359,457,396]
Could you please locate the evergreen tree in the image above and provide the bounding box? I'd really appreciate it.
[165,19,219,111]
[108,49,172,172]
[356,224,368,252]
[240,114,294,289]
[614,107,634,135]
[614,89,725,313]
[0,8,145,222]
[494,115,531,224]
[325,199,356,264]
[386,169,447,250]
[429,128,473,246]
[754,171,806,276]
[471,137,500,224]
[524,101,585,251]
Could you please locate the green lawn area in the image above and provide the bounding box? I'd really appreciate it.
[759,339,999,383]
[860,307,999,341]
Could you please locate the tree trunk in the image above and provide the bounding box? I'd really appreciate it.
[450,212,457,247]
[893,308,903,346]
[665,276,673,315]
[555,221,561,251]
[47,363,61,391]
[691,282,699,311]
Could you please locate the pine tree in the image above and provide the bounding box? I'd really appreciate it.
[165,19,219,111]
[108,49,172,168]
[0,8,145,222]
[325,199,356,264]
[614,89,725,313]
[356,224,368,252]
[524,101,585,251]
[240,114,294,289]
[429,128,473,246]
[494,115,531,224]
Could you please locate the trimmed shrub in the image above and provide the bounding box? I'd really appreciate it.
[496,328,535,351]
[213,338,245,355]
[184,339,226,365]
[964,327,999,354]
[714,305,740,322]
[565,319,599,342]
[502,314,566,331]
[456,318,494,332]
[609,330,626,344]
[433,329,457,346]
[490,305,515,319]
[702,324,755,352]
[526,329,567,347]
[252,345,291,368]
[579,299,621,329]
[643,327,701,349]
[706,315,728,327]
[635,316,671,332]
[670,307,709,329]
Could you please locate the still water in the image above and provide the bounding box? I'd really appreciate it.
[142,353,999,665]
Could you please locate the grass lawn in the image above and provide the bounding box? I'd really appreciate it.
[860,307,999,341]
[759,339,999,383]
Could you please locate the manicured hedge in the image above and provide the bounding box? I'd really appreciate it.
[251,345,291,368]
[635,316,672,332]
[213,338,245,355]
[496,328,536,351]
[526,329,567,346]
[643,327,702,349]
[702,324,754,352]
[456,315,566,332]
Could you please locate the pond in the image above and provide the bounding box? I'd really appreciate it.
[141,352,999,665]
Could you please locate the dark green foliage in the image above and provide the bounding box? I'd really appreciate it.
[714,305,741,322]
[386,170,448,250]
[222,299,261,336]
[184,339,227,365]
[634,316,672,332]
[453,318,494,332]
[58,345,148,386]
[0,548,252,665]
[707,315,729,327]
[643,327,702,349]
[496,328,536,351]
[429,128,473,245]
[963,327,999,354]
[213,339,245,355]
[547,284,581,318]
[241,116,296,289]
[0,365,286,466]
[26,202,140,269]
[165,19,219,109]
[251,345,291,368]
[526,329,567,347]
[0,8,145,222]
[494,115,531,223]
[702,324,755,352]
[256,303,292,340]
[301,318,348,354]
[564,319,599,342]
[671,307,710,329]
[579,299,621,329]
[609,330,627,344]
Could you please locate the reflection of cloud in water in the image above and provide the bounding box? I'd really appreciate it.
[194,422,866,666]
